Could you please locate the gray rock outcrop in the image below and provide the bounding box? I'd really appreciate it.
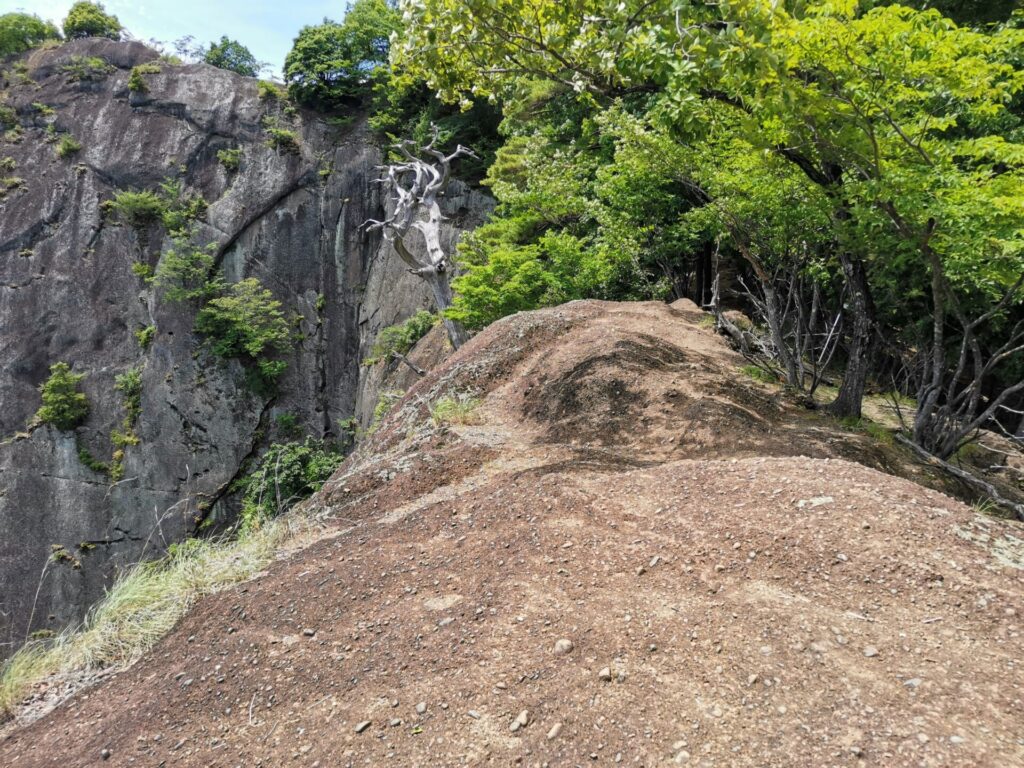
[0,39,491,655]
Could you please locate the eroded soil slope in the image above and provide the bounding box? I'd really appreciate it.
[2,300,1022,767]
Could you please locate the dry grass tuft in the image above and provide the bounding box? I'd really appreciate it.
[0,514,319,720]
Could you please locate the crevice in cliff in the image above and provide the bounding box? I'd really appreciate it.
[192,396,276,531]
[212,175,319,268]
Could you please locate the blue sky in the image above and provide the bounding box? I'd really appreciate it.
[3,1,348,77]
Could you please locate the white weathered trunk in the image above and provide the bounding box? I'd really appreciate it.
[363,129,476,350]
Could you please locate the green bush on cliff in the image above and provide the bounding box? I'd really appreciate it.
[217,148,242,171]
[194,278,292,386]
[56,135,81,158]
[363,310,437,366]
[127,63,161,93]
[62,2,122,41]
[152,238,220,302]
[264,125,300,154]
[61,55,113,82]
[236,439,344,531]
[105,190,165,228]
[35,362,89,431]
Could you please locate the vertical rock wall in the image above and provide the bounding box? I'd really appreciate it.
[0,39,491,654]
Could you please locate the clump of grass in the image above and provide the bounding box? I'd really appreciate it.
[0,515,318,720]
[56,134,81,159]
[430,392,482,426]
[365,390,404,436]
[739,364,779,385]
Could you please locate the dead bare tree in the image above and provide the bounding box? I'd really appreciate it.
[911,273,1024,461]
[364,128,476,349]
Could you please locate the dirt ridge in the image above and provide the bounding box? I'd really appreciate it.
[1,300,1022,767]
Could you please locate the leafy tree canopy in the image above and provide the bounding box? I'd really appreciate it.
[397,0,1024,423]
[62,1,122,41]
[203,36,260,77]
[284,0,400,108]
[0,13,61,58]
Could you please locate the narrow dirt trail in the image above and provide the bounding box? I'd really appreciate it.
[2,300,1022,767]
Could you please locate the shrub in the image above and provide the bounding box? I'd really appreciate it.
[203,36,259,77]
[275,412,301,438]
[31,102,55,117]
[0,13,61,58]
[62,2,121,41]
[56,134,81,158]
[157,179,207,233]
[237,439,343,531]
[366,390,404,435]
[265,126,300,154]
[130,261,153,280]
[364,310,436,365]
[0,105,16,131]
[256,80,287,102]
[35,362,89,430]
[152,238,220,303]
[127,63,160,93]
[216,148,242,171]
[134,325,155,349]
[114,368,142,423]
[0,156,14,172]
[194,278,291,383]
[106,181,206,234]
[61,55,113,82]
[104,190,164,228]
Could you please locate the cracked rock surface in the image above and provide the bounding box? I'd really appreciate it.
[0,39,491,653]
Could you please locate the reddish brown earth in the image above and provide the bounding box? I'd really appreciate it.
[2,300,1023,767]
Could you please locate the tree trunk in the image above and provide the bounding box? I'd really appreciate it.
[694,242,713,307]
[828,251,873,419]
[423,268,469,349]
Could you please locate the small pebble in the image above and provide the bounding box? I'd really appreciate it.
[863,646,879,658]
[510,710,530,732]
[554,638,574,655]
[415,702,427,714]
[100,749,111,761]
[354,721,371,733]
[302,628,316,637]
[547,722,563,740]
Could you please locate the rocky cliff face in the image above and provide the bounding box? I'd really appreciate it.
[0,39,492,654]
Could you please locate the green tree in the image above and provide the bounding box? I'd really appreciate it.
[0,12,61,58]
[284,0,399,108]
[62,2,122,41]
[35,362,89,430]
[203,36,260,77]
[194,278,291,385]
[397,0,1024,420]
